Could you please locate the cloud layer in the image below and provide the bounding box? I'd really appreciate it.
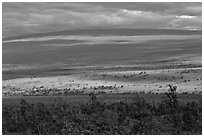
[3,2,202,37]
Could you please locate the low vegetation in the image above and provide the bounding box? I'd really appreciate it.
[2,85,202,135]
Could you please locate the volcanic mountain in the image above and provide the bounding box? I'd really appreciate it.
[3,29,202,70]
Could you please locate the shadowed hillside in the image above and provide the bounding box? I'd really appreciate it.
[2,29,202,70]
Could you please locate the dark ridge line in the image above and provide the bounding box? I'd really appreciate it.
[3,28,202,41]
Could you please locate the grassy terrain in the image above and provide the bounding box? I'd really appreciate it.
[2,92,201,106]
[2,62,201,80]
[2,29,202,135]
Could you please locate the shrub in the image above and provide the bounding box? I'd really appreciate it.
[2,90,202,135]
[164,85,178,114]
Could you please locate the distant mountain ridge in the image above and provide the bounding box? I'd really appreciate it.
[3,28,202,41]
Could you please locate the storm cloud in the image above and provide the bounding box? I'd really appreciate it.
[2,2,202,37]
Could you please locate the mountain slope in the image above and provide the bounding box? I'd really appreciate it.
[2,29,202,70]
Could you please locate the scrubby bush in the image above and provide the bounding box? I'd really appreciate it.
[2,88,202,135]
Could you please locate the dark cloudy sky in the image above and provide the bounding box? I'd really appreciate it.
[2,2,202,37]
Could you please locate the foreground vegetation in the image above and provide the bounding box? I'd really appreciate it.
[2,85,202,135]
